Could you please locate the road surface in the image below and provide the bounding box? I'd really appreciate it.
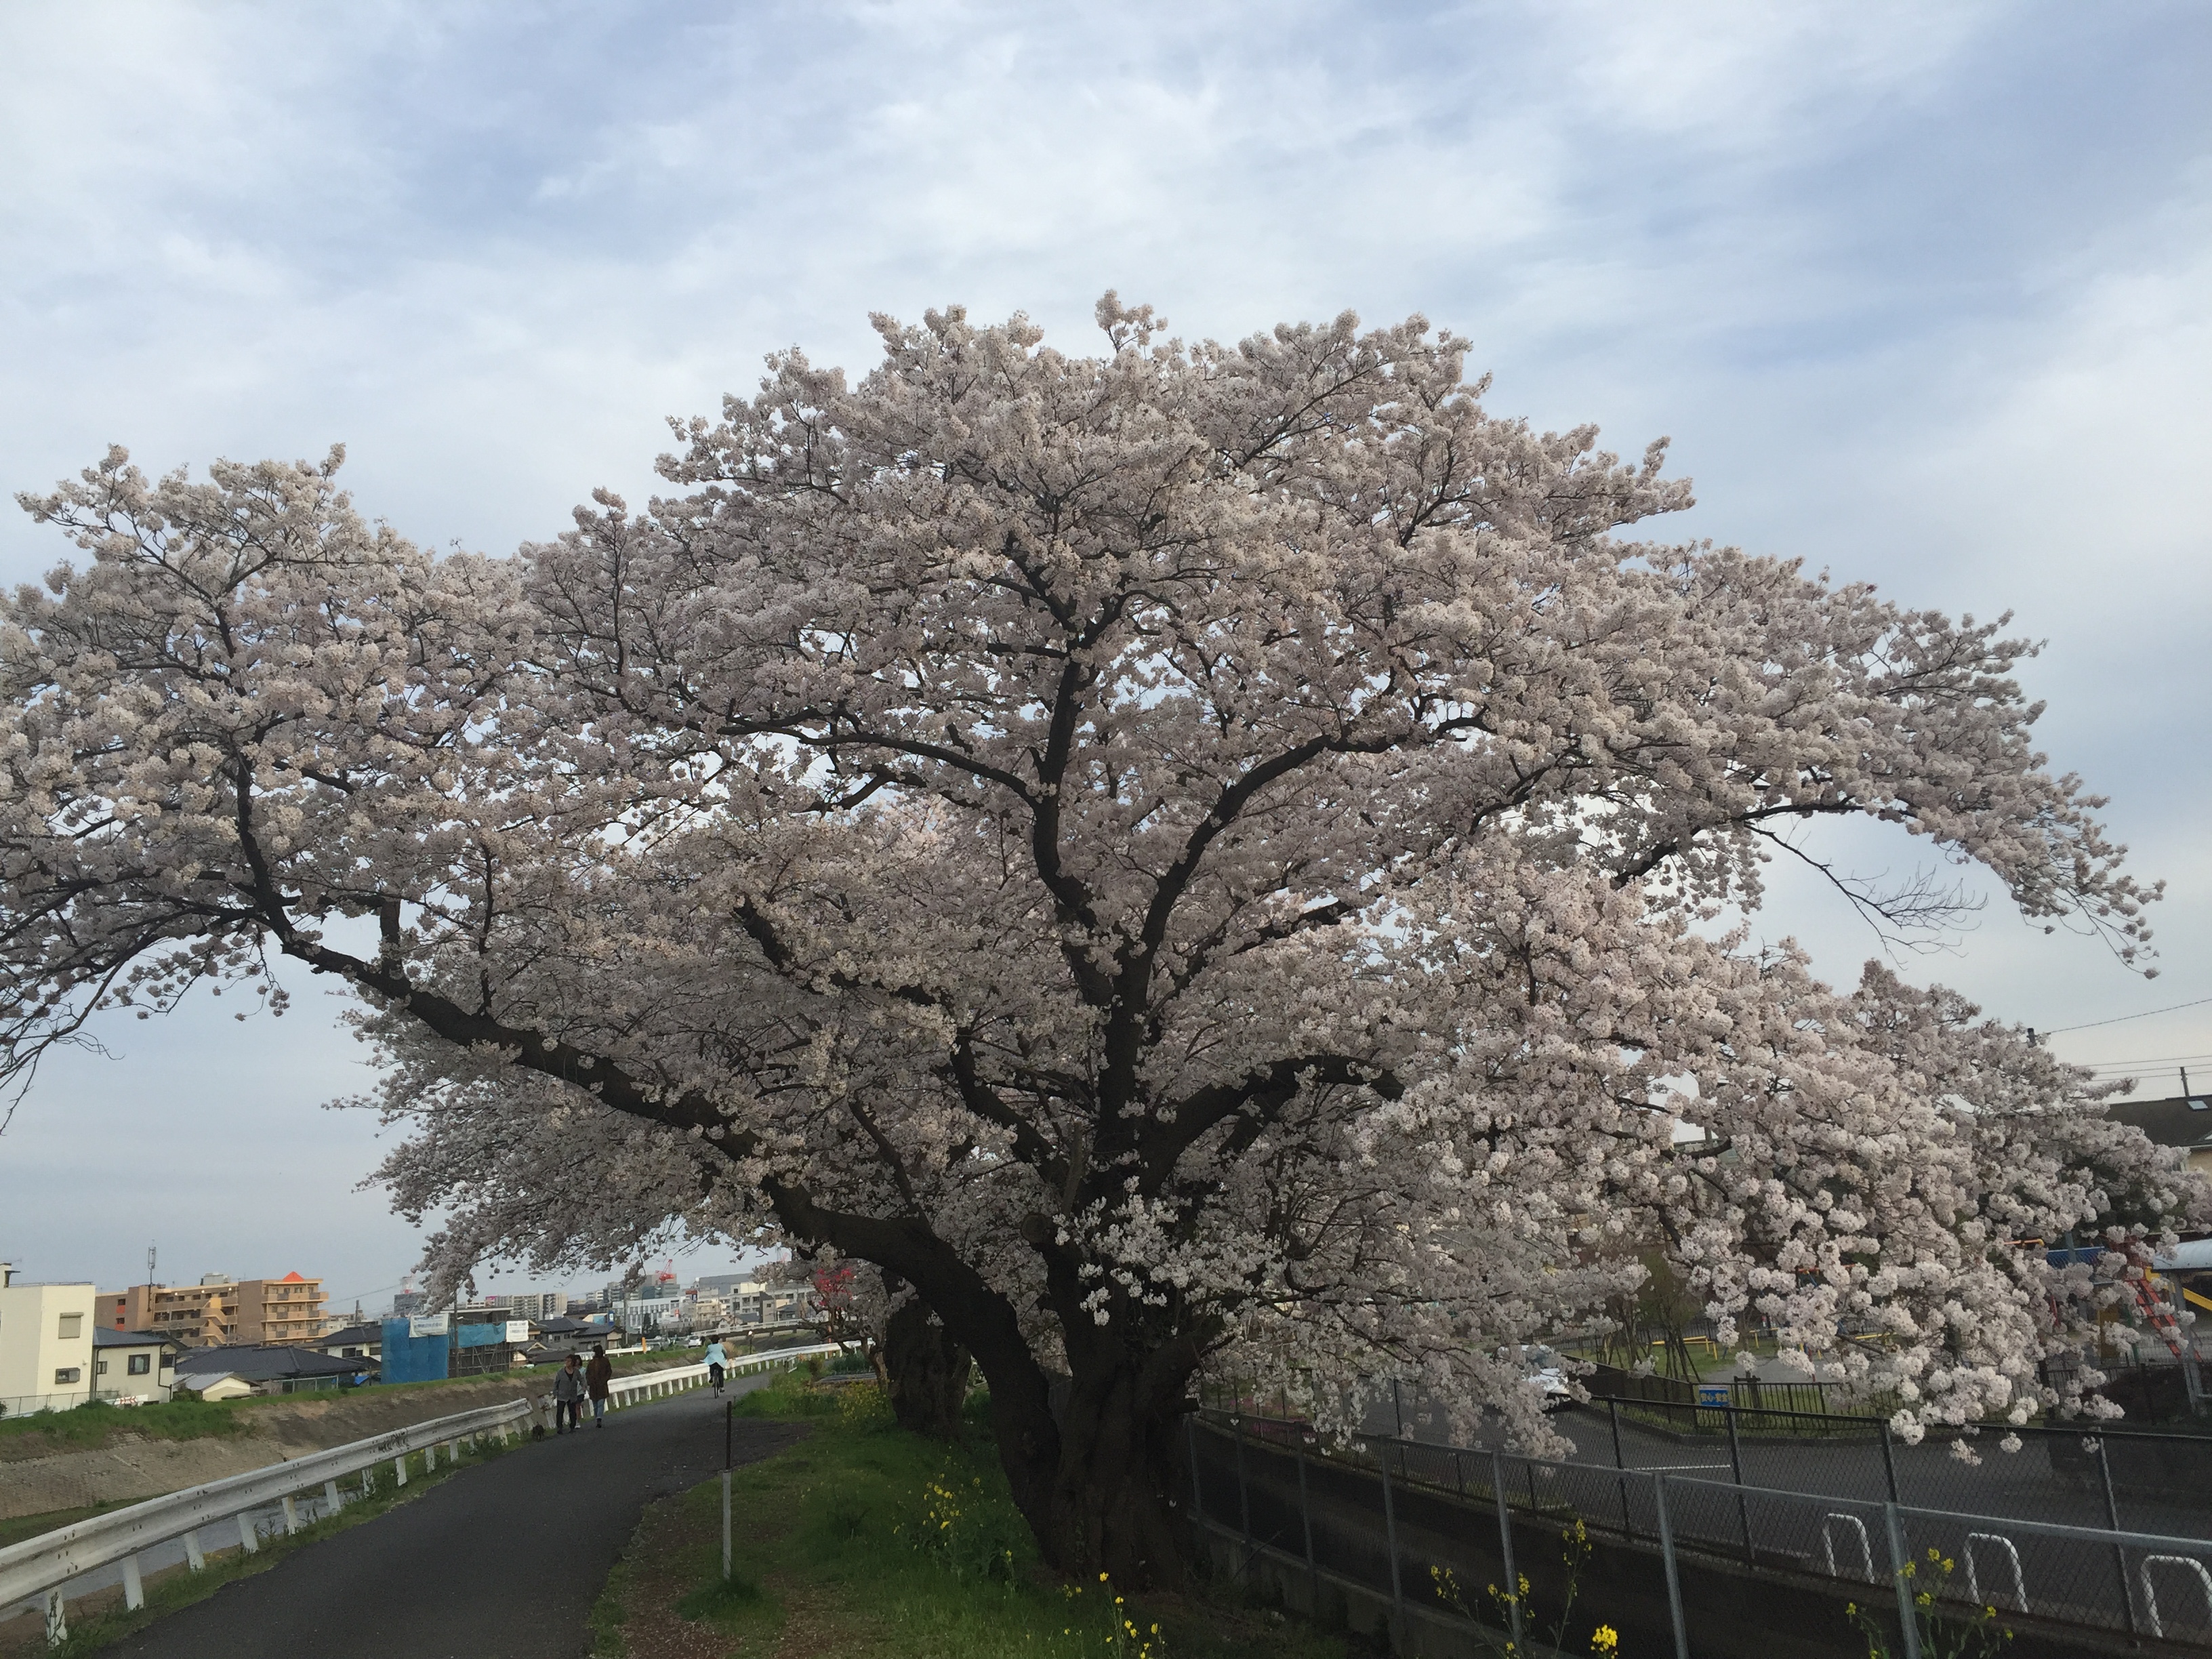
[107,1376,801,1659]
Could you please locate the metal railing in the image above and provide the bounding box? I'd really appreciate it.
[2,1339,846,1646]
[1191,1411,2212,1656]
[0,1397,531,1645]
[590,1342,842,1412]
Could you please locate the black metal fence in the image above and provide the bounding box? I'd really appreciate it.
[1190,1410,2212,1657]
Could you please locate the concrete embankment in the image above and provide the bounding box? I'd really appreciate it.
[0,1376,550,1520]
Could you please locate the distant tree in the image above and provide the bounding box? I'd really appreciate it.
[1,297,2196,1582]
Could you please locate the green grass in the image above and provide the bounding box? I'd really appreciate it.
[593,1377,1351,1659]
[0,1395,253,1452]
[22,1431,519,1656]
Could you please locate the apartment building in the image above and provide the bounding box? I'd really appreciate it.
[0,1266,98,1416]
[98,1271,327,1347]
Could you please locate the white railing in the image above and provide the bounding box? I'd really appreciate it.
[4,1340,848,1645]
[0,1396,530,1645]
[590,1341,842,1412]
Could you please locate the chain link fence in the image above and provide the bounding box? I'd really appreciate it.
[1189,1410,2212,1657]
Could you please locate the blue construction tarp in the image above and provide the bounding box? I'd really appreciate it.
[380,1318,451,1383]
[455,1322,509,1349]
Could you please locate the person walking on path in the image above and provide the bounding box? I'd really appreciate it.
[586,1343,613,1427]
[703,1338,728,1395]
[554,1353,586,1434]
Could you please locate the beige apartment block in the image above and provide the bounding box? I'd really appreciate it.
[237,1273,327,1343]
[97,1271,327,1347]
[0,1267,98,1416]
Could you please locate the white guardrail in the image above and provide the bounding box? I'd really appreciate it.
[1,1340,846,1645]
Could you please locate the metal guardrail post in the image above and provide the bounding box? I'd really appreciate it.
[1379,1441,1405,1615]
[1652,1473,1689,1659]
[1610,1397,1633,1537]
[1724,1406,1751,1563]
[1235,1417,1254,1573]
[2097,1439,2139,1635]
[1490,1451,1523,1650]
[1186,1416,1204,1527]
[1296,1442,1318,1608]
[1882,1502,1923,1659]
[1880,1420,1900,1504]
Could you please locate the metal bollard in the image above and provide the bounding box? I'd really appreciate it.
[1882,1502,1924,1659]
[1654,1475,1689,1659]
[1379,1443,1404,1613]
[1490,1452,1523,1650]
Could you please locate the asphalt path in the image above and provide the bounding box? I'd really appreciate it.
[108,1374,803,1659]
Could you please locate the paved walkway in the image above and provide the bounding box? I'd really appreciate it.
[110,1376,802,1659]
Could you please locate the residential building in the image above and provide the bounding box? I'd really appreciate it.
[98,1271,327,1347]
[2106,1092,2212,1178]
[313,1322,384,1361]
[0,1267,98,1416]
[99,1275,240,1347]
[234,1273,327,1343]
[171,1343,375,1400]
[91,1328,182,1404]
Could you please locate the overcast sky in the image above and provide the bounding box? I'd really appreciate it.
[1,1,2207,1310]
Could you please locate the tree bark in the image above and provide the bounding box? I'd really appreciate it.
[880,1296,972,1439]
[1040,1355,1198,1587]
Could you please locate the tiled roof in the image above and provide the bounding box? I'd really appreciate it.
[2104,1094,2212,1150]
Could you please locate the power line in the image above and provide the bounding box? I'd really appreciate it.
[2042,996,2212,1038]
[2075,1050,2212,1071]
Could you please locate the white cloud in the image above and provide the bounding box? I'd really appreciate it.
[2,0,2207,1292]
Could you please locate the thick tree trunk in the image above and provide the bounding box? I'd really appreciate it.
[881,1296,972,1438]
[1040,1361,1197,1587]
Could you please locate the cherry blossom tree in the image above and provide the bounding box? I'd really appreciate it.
[1,297,2196,1583]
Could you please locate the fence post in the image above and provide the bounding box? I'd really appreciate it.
[1882,1502,1924,1659]
[1296,1442,1319,1610]
[1490,1451,1524,1651]
[1653,1474,1689,1659]
[2097,1440,2139,1634]
[1379,1441,1406,1617]
[1725,1406,1751,1563]
[1393,1378,1406,1439]
[721,1471,733,1580]
[1880,1420,1900,1504]
[1235,1416,1254,1573]
[1610,1397,1633,1538]
[1186,1416,1205,1528]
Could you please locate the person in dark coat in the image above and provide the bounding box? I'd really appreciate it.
[586,1344,613,1427]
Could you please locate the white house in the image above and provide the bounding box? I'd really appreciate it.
[0,1265,98,1416]
[92,1326,182,1404]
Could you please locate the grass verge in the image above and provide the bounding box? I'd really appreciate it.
[590,1372,1354,1659]
[0,1431,519,1658]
